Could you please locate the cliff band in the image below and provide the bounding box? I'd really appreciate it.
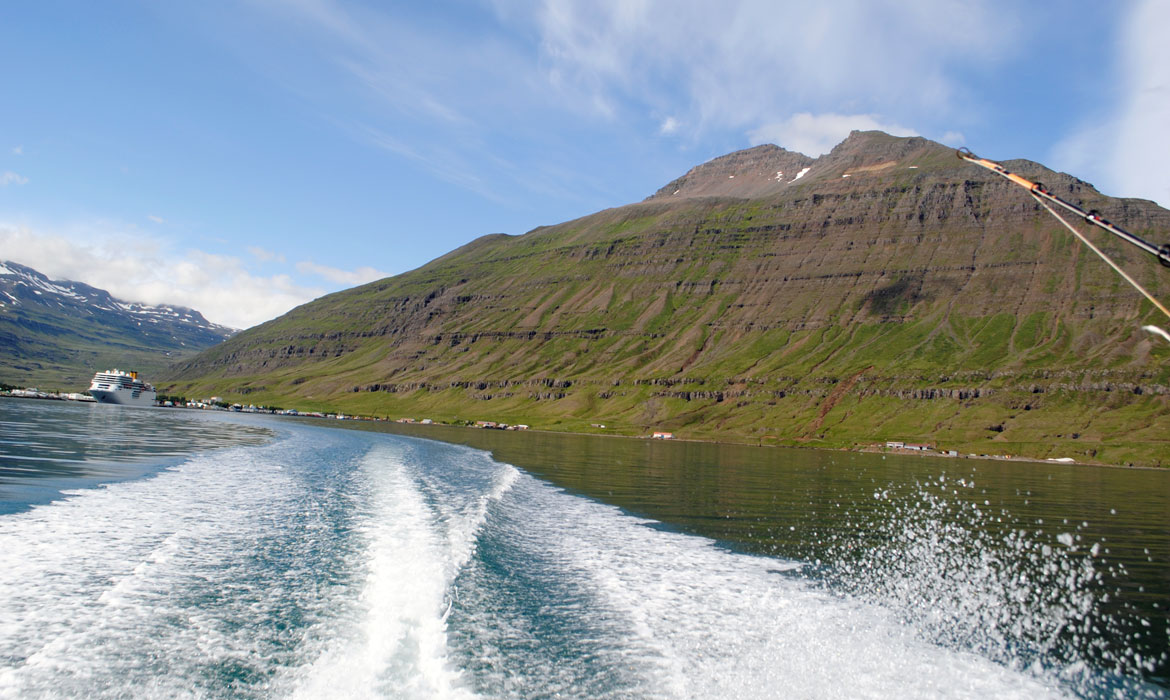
[163,131,1170,466]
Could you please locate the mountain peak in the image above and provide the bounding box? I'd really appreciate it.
[0,260,233,334]
[647,131,963,201]
[646,144,815,201]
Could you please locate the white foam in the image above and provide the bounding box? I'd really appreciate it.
[0,421,1133,698]
[461,474,1074,699]
[0,437,311,698]
[288,443,515,699]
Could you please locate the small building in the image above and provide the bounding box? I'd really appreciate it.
[905,443,934,451]
[885,441,905,449]
[652,431,674,440]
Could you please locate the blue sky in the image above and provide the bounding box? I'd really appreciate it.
[1,0,1167,329]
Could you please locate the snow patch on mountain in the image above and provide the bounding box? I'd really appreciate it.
[0,260,236,338]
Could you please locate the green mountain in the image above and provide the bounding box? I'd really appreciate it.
[0,261,234,390]
[162,132,1170,466]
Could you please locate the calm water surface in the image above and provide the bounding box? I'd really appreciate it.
[0,399,271,513]
[1,399,1167,699]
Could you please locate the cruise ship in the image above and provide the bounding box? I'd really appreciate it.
[88,369,157,407]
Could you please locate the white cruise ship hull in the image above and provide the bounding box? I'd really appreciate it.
[88,369,157,407]
[88,387,157,407]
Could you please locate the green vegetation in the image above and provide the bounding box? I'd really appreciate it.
[160,135,1170,467]
[1,264,231,390]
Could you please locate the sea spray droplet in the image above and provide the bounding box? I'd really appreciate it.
[796,478,1161,698]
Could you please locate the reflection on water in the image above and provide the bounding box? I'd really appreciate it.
[361,421,1170,693]
[0,399,272,513]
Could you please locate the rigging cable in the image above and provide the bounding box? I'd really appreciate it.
[957,148,1170,333]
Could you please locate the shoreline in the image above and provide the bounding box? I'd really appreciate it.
[4,392,1160,471]
[323,413,1167,473]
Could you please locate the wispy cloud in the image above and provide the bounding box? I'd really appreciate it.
[942,131,966,146]
[1109,0,1170,206]
[1052,1,1169,207]
[1,171,28,186]
[11,146,22,156]
[749,113,918,157]
[0,223,325,329]
[248,245,287,264]
[296,260,386,286]
[147,214,165,224]
[217,0,1020,212]
[247,0,513,129]
[357,124,508,204]
[513,0,1015,139]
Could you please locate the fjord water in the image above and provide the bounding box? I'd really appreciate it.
[1,401,1167,698]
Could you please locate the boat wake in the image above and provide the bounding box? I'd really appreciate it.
[0,422,1163,699]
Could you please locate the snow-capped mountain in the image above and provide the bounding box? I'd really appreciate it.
[1,260,235,387]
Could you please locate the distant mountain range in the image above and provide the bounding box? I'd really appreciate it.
[0,261,234,389]
[162,131,1170,466]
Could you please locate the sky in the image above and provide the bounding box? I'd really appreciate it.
[1,0,1167,330]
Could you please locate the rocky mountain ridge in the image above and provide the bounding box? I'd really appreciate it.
[163,131,1170,465]
[1,261,234,387]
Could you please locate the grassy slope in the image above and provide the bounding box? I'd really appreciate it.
[0,301,211,391]
[163,143,1170,467]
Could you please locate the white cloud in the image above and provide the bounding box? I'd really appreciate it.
[248,245,287,264]
[0,224,325,330]
[748,113,917,157]
[11,146,22,156]
[1110,0,1170,206]
[245,1,1014,184]
[1,171,28,186]
[513,0,1014,138]
[942,131,966,146]
[147,214,165,224]
[296,260,387,286]
[1053,0,1170,207]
